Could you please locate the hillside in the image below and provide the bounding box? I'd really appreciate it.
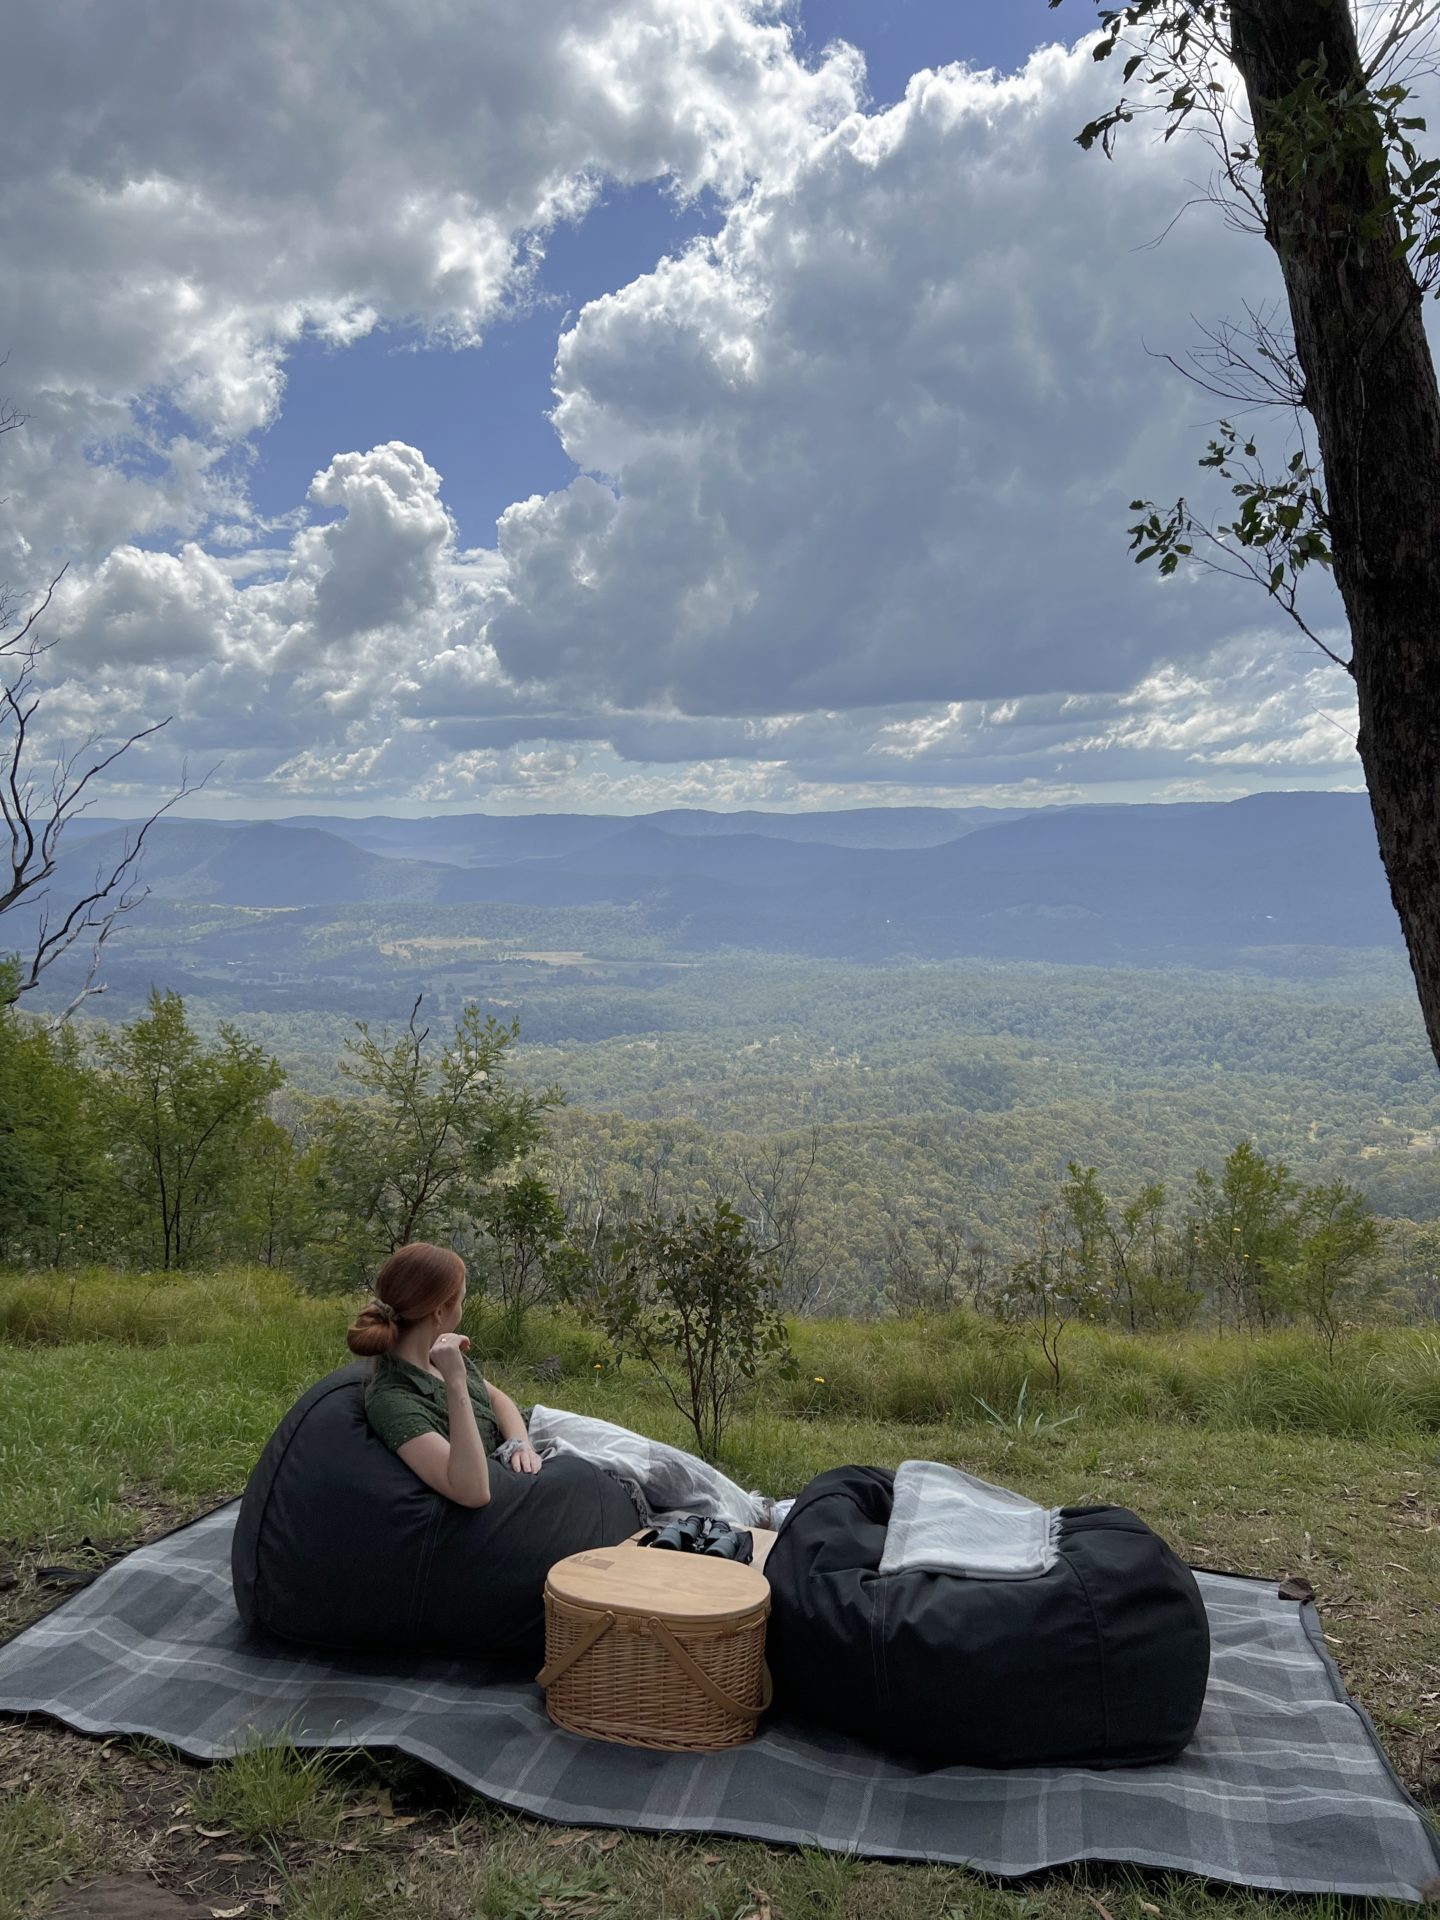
[41,792,1402,966]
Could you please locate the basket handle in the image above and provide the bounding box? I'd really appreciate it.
[645,1615,774,1720]
[537,1608,617,1689]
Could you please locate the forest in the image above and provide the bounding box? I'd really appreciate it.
[5,953,1436,1338]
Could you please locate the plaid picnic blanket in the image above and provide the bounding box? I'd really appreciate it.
[0,1504,1435,1900]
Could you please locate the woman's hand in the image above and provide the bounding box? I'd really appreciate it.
[506,1442,543,1475]
[429,1331,471,1379]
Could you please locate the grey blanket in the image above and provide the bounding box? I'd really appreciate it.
[879,1459,1060,1578]
[1,1505,1436,1901]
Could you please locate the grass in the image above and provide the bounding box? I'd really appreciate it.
[191,1738,349,1845]
[0,1264,1437,1918]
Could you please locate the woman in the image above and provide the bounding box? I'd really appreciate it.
[346,1241,778,1529]
[347,1241,536,1508]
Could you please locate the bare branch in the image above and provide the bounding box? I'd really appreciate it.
[10,758,208,1007]
[44,929,112,1030]
[0,568,203,1008]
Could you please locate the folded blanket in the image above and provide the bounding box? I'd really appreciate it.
[878,1459,1061,1578]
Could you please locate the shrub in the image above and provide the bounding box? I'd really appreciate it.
[599,1201,794,1460]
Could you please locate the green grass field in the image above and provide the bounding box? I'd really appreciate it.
[1,1267,1436,1920]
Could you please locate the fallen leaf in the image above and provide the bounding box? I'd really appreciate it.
[1139,1904,1162,1916]
[547,1829,595,1847]
[211,1906,248,1918]
[214,1853,255,1865]
[593,1833,622,1853]
[195,1826,234,1840]
[1086,1900,1116,1920]
[701,1853,724,1865]
[163,1823,192,1838]
[256,1897,282,1910]
[1277,1576,1314,1603]
[383,1817,418,1831]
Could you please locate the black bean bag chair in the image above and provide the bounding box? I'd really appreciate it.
[231,1364,640,1664]
[766,1466,1209,1768]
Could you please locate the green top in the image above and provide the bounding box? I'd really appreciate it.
[364,1350,501,1457]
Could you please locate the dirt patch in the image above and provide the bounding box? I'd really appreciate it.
[48,1874,212,1919]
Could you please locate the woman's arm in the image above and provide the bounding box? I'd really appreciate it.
[487,1382,543,1474]
[396,1337,491,1507]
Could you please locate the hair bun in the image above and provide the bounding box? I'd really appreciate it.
[346,1244,465,1360]
[345,1301,402,1358]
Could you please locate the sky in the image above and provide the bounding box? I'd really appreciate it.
[0,0,1370,818]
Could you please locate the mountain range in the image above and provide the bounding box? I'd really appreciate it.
[49,792,1399,966]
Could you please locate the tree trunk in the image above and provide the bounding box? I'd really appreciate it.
[1230,0,1440,1070]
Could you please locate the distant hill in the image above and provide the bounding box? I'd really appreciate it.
[42,821,451,909]
[61,804,1027,865]
[33,793,1402,966]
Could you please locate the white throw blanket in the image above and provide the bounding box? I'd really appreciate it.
[879,1460,1061,1579]
[520,1405,770,1530]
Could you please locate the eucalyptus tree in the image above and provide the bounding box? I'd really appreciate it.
[305,997,559,1291]
[1056,0,1440,1066]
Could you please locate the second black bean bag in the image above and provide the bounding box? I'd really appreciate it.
[231,1364,640,1663]
[766,1465,1209,1768]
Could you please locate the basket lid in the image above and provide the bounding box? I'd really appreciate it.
[547,1544,769,1623]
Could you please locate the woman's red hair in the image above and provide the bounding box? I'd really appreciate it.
[346,1242,466,1357]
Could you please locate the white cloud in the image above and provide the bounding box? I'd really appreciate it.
[0,0,860,567]
[299,444,455,651]
[482,46,1321,714]
[1,3,1376,813]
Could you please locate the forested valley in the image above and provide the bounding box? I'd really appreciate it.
[6,883,1439,1339]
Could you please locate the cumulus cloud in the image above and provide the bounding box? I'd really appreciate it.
[299,444,454,649]
[0,0,860,568]
[482,46,1321,714]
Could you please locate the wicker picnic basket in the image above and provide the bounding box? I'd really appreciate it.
[538,1540,773,1752]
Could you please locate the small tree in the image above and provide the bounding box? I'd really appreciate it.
[0,960,110,1263]
[1283,1180,1383,1360]
[228,1111,309,1268]
[97,991,284,1269]
[880,1209,930,1318]
[995,1202,1109,1391]
[733,1127,833,1315]
[601,1201,793,1460]
[1188,1141,1300,1330]
[469,1170,581,1343]
[305,997,557,1290]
